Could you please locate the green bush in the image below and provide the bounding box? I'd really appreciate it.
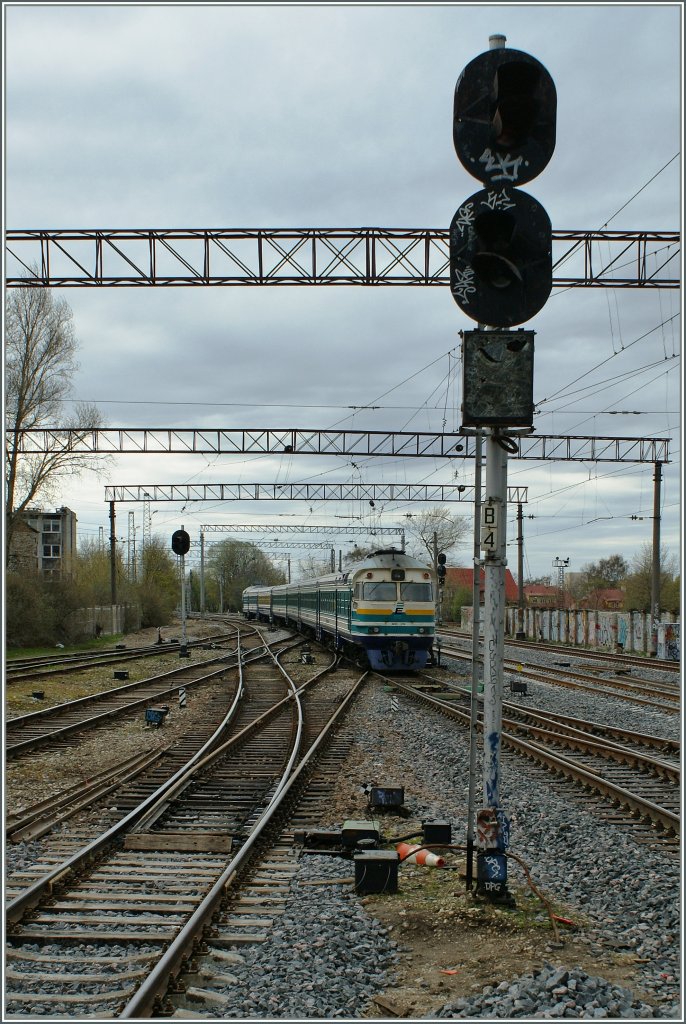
[4,573,89,646]
[5,573,57,646]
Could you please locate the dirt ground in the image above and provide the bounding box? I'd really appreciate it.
[324,730,651,1019]
[358,860,647,1018]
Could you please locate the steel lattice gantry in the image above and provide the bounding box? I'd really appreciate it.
[200,524,403,536]
[104,483,528,503]
[5,227,679,288]
[200,524,407,551]
[242,540,337,550]
[23,429,669,463]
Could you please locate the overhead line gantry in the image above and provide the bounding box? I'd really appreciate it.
[20,429,669,463]
[5,227,679,288]
[104,483,529,503]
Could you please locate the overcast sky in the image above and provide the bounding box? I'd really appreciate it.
[4,1,682,582]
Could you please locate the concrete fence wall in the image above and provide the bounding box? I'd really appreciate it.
[459,606,680,659]
[66,603,142,640]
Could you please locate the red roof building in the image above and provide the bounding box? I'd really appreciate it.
[445,567,519,604]
[581,588,625,610]
[524,584,559,607]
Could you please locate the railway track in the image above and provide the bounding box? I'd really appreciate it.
[439,627,681,675]
[5,646,366,1018]
[5,628,275,759]
[438,639,680,712]
[5,628,307,848]
[5,630,680,1018]
[4,630,236,684]
[388,673,680,853]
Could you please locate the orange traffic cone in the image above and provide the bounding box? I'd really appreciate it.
[396,842,445,868]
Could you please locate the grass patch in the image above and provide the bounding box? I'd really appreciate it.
[5,636,125,660]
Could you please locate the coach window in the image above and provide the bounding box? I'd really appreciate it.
[362,581,396,601]
[400,582,433,601]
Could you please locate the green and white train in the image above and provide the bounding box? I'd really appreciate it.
[243,549,437,670]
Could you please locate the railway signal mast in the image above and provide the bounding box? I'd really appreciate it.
[171,528,191,657]
[450,34,557,901]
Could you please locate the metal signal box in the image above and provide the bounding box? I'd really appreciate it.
[341,819,380,848]
[461,329,535,426]
[423,820,452,845]
[145,706,169,727]
[354,850,399,894]
[369,785,404,809]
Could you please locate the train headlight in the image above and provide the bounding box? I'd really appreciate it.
[368,626,380,634]
[418,627,427,634]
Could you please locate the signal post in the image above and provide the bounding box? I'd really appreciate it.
[450,35,557,900]
[171,528,191,658]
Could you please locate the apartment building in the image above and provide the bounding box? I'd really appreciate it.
[11,506,78,578]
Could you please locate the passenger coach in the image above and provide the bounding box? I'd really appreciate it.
[243,549,436,670]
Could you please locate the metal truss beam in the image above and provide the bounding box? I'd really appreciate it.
[104,483,527,502]
[24,428,668,463]
[249,540,336,550]
[6,227,679,288]
[200,524,401,536]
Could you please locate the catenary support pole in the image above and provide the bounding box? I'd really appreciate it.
[180,524,188,655]
[109,501,117,606]
[650,461,662,656]
[200,531,205,617]
[516,503,526,638]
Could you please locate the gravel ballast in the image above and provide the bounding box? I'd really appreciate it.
[192,854,400,1018]
[433,962,668,1018]
[348,673,681,1019]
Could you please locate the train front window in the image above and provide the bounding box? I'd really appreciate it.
[362,581,397,601]
[400,582,433,601]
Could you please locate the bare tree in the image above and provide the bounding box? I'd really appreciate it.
[402,506,470,568]
[296,554,329,579]
[207,540,285,610]
[5,284,109,561]
[623,542,679,612]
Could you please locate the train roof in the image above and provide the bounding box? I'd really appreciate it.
[352,548,431,572]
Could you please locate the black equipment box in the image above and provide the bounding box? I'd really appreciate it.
[145,705,170,727]
[369,785,404,809]
[510,680,528,695]
[341,819,380,848]
[423,820,452,845]
[354,850,398,894]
